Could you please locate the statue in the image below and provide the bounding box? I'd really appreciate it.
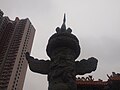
[25,14,98,90]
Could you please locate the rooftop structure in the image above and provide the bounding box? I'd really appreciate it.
[76,72,120,90]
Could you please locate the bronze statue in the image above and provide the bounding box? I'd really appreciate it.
[25,14,98,90]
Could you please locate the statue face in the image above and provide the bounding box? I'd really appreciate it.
[51,47,76,61]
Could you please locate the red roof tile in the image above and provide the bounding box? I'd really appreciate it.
[76,81,107,86]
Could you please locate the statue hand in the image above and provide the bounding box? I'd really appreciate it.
[25,52,34,63]
[25,52,50,74]
[75,57,98,75]
[87,57,98,71]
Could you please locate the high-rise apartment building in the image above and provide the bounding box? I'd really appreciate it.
[0,10,35,90]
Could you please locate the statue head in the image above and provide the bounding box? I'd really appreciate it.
[46,14,81,60]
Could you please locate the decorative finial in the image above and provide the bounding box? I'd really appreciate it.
[63,13,66,24]
[0,9,4,17]
[61,13,66,31]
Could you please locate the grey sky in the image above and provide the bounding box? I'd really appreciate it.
[1,0,120,90]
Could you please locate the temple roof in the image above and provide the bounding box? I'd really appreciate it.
[109,76,120,81]
[76,80,107,86]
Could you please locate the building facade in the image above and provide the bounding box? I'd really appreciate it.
[0,10,35,90]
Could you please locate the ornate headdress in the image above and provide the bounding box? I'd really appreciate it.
[46,14,80,59]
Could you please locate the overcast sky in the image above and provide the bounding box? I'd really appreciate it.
[1,0,120,90]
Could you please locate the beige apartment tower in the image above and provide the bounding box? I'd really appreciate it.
[0,10,35,90]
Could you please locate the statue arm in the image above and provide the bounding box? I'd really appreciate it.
[75,57,98,75]
[25,52,50,74]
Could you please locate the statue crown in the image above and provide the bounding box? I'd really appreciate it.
[56,14,72,34]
